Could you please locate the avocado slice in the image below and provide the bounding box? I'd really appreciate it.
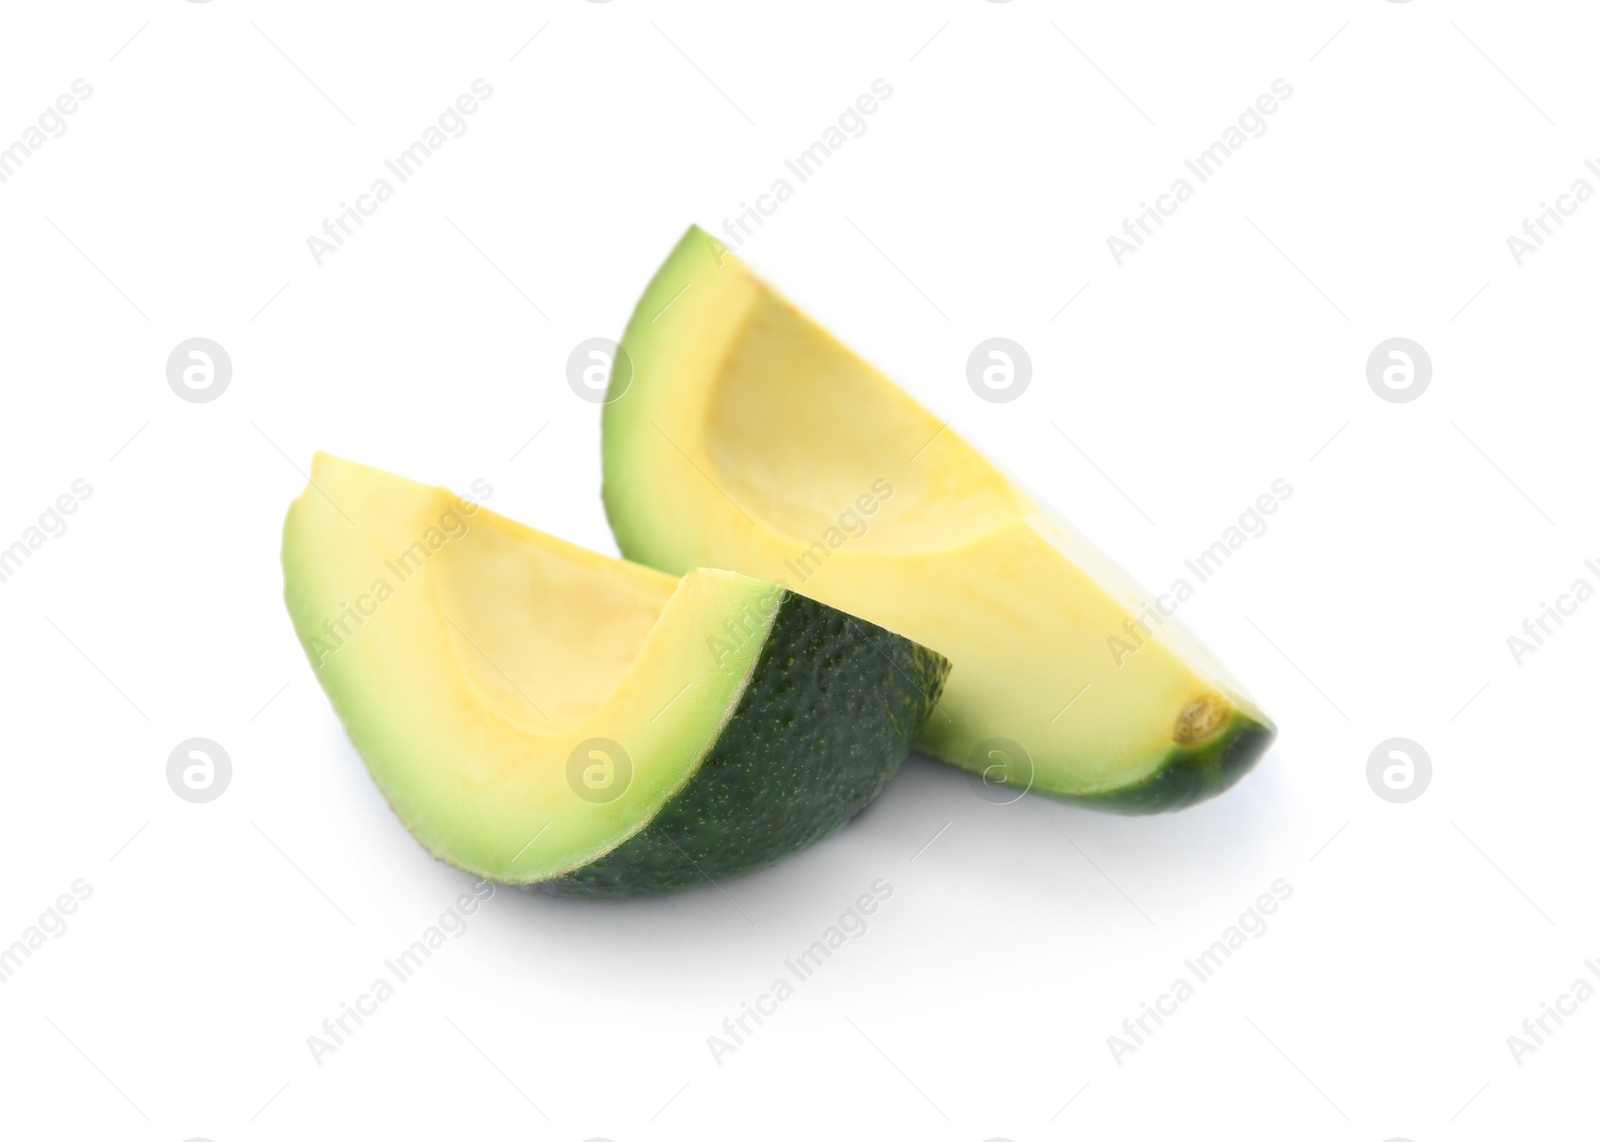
[601,228,1274,812]
[283,454,949,896]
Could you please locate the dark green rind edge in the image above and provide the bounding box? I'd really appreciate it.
[539,593,951,899]
[1039,713,1275,815]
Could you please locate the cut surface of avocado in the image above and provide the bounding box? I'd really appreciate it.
[282,454,949,895]
[601,228,1274,812]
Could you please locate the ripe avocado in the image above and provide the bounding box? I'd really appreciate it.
[600,228,1274,812]
[282,454,949,896]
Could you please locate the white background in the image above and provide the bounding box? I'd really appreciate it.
[0,1,1595,1138]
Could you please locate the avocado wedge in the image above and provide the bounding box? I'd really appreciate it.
[600,228,1274,812]
[283,454,949,896]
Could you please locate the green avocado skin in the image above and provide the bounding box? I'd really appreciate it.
[1050,714,1275,815]
[542,592,951,899]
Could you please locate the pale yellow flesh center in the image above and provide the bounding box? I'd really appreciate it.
[431,511,677,735]
[706,290,1026,553]
[284,455,774,880]
[637,258,1258,792]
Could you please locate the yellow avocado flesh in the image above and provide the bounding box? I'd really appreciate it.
[603,229,1272,800]
[282,454,778,882]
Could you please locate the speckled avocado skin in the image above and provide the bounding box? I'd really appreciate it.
[542,592,950,899]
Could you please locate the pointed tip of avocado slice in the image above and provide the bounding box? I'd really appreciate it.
[1055,710,1276,815]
